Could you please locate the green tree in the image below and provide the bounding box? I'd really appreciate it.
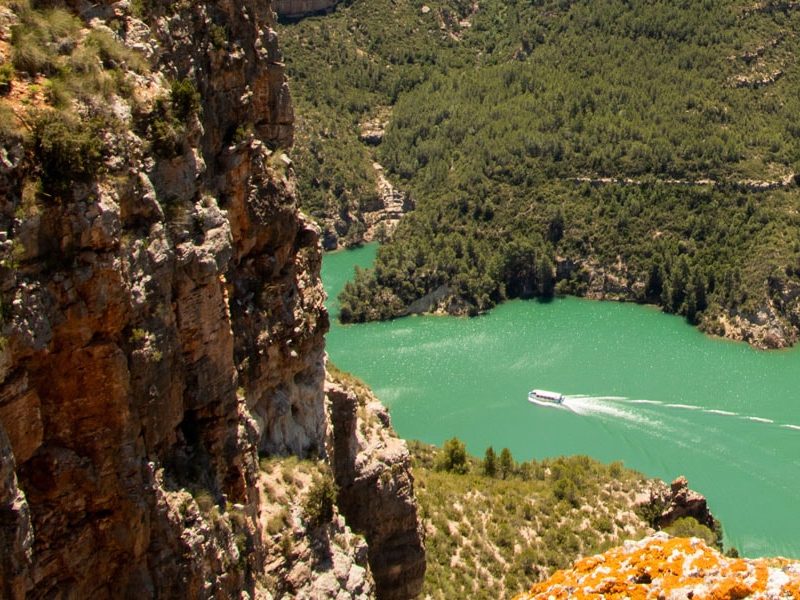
[483,446,497,477]
[438,437,468,474]
[668,256,690,313]
[692,269,707,313]
[499,447,514,479]
[547,208,565,243]
[536,256,555,298]
[303,471,338,528]
[646,262,664,300]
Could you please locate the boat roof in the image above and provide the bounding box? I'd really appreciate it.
[532,389,563,398]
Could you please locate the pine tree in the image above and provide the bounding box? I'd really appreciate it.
[438,437,468,474]
[499,447,514,479]
[483,446,497,477]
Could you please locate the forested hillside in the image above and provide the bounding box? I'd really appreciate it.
[280,0,800,348]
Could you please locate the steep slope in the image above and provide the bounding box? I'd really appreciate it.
[0,0,423,597]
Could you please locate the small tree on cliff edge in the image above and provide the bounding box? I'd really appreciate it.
[304,471,338,528]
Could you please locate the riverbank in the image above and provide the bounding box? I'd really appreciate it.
[322,244,800,558]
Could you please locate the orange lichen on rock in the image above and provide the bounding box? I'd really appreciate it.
[515,533,800,600]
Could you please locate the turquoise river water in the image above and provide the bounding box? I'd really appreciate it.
[322,243,800,558]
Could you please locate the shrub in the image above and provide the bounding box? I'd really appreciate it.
[303,471,337,528]
[266,508,290,535]
[664,516,718,548]
[150,115,183,158]
[499,447,515,479]
[193,489,215,514]
[0,102,25,143]
[0,63,13,96]
[85,28,147,73]
[170,78,200,120]
[11,7,81,76]
[33,110,106,194]
[483,446,497,477]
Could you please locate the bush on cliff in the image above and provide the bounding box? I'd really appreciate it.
[33,110,106,194]
[663,516,718,549]
[303,470,338,528]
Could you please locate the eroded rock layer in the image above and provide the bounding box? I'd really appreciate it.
[327,379,426,600]
[0,1,422,598]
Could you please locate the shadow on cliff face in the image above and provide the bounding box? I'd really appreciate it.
[162,410,219,498]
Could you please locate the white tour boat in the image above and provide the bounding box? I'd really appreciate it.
[527,389,564,405]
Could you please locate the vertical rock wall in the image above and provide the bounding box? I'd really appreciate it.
[327,380,426,600]
[0,0,422,598]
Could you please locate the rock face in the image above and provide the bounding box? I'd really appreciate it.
[0,1,422,598]
[319,163,414,251]
[637,475,718,532]
[515,532,800,600]
[327,380,426,600]
[656,476,717,530]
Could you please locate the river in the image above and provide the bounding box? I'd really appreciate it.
[322,243,800,558]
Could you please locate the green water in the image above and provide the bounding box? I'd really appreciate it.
[323,244,800,558]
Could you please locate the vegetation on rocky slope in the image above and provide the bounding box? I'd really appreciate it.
[280,0,800,347]
[408,440,721,599]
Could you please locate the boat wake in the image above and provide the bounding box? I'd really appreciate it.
[548,393,794,433]
[745,416,775,424]
[561,396,656,426]
[704,409,738,416]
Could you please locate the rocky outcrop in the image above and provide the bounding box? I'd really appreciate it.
[362,165,415,244]
[257,459,375,599]
[0,0,422,598]
[320,163,414,251]
[270,512,374,599]
[515,533,800,600]
[711,301,799,350]
[327,379,426,600]
[641,476,718,531]
[318,111,413,250]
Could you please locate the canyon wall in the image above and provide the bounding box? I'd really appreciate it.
[0,0,422,597]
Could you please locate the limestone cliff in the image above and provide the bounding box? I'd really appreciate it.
[0,0,422,597]
[327,377,426,600]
